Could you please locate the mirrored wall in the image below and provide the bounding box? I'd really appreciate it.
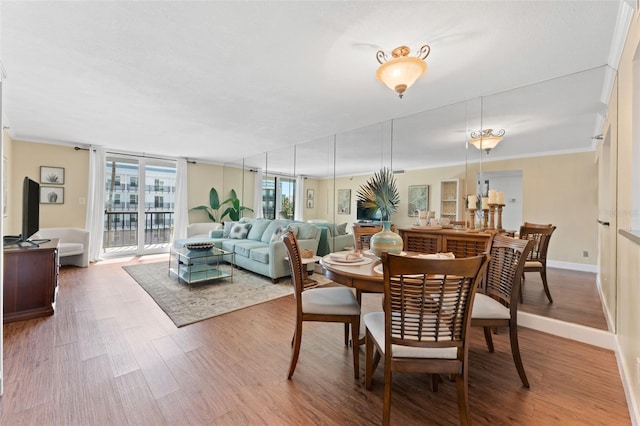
[219,65,614,332]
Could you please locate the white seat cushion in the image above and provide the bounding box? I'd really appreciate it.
[301,287,360,316]
[525,260,543,268]
[363,312,457,359]
[472,293,510,320]
[58,242,84,257]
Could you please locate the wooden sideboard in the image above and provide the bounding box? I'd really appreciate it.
[3,239,59,323]
[398,228,492,258]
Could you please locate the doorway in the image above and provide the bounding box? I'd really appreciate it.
[477,170,523,231]
[103,155,176,256]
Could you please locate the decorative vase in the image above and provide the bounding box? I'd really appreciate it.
[370,221,404,257]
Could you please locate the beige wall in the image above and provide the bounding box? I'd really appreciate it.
[609,7,640,418]
[7,139,89,233]
[313,151,597,266]
[187,161,224,223]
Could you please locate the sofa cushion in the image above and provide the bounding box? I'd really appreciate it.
[250,246,270,264]
[336,223,348,235]
[229,223,252,239]
[247,218,271,241]
[296,223,317,240]
[223,221,237,238]
[233,241,267,258]
[209,229,224,238]
[221,239,243,252]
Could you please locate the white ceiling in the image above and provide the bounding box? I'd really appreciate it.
[0,1,632,176]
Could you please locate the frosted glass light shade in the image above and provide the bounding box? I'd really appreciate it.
[376,57,427,97]
[470,136,502,152]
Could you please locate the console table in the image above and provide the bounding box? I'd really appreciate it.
[3,239,59,323]
[398,228,492,258]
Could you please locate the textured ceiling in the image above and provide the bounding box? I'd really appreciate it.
[0,1,631,175]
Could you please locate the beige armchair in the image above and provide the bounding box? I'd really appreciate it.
[36,227,90,267]
[186,222,223,238]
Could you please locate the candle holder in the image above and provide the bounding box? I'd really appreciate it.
[489,203,502,231]
[482,209,489,230]
[496,203,506,232]
[467,208,476,230]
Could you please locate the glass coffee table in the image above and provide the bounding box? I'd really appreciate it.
[169,245,235,288]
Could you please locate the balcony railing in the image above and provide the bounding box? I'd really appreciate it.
[103,210,174,248]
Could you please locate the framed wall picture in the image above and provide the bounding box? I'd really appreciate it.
[41,186,64,204]
[307,189,314,199]
[40,166,65,185]
[408,185,429,216]
[306,198,314,209]
[337,189,351,214]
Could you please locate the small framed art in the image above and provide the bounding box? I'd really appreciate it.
[337,189,351,214]
[408,185,429,216]
[41,186,64,204]
[306,198,314,209]
[40,166,65,185]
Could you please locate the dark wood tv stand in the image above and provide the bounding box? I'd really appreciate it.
[3,239,59,323]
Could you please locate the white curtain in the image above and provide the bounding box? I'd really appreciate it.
[172,158,189,242]
[294,175,304,222]
[253,168,264,219]
[85,146,105,262]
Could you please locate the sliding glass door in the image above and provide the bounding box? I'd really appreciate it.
[103,155,176,256]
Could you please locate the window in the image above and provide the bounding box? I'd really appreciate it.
[154,196,164,209]
[262,176,296,220]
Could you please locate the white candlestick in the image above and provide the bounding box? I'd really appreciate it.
[467,195,477,208]
[482,197,489,210]
[488,189,497,204]
[497,191,505,204]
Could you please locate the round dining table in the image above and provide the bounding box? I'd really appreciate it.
[319,252,384,293]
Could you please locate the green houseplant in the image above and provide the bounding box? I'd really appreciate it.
[356,167,402,255]
[220,189,254,222]
[190,187,222,222]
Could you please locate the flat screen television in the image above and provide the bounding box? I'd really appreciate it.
[356,201,381,222]
[22,177,40,241]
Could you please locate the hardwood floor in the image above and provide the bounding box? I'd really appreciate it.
[1,256,630,425]
[519,267,608,330]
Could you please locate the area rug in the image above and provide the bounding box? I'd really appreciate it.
[123,261,329,327]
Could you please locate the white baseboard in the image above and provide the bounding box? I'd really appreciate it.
[548,260,597,273]
[519,312,614,349]
[614,335,640,426]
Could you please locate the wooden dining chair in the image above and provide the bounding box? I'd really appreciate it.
[519,222,557,303]
[364,252,489,426]
[471,234,534,388]
[352,225,382,251]
[282,231,361,379]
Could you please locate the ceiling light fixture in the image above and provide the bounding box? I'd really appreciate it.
[469,129,505,154]
[376,45,430,98]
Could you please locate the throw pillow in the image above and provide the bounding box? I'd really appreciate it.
[229,223,252,239]
[271,225,298,243]
[285,224,299,238]
[270,226,285,243]
[336,223,348,235]
[223,221,237,238]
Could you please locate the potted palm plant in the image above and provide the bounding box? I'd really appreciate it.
[356,167,403,256]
